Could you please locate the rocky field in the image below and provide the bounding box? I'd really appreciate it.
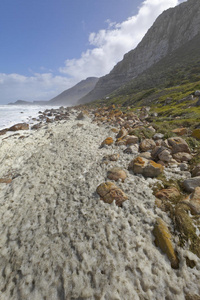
[0,106,200,300]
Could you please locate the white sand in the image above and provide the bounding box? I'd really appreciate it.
[0,112,199,300]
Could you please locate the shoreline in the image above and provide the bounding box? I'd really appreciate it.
[0,107,200,299]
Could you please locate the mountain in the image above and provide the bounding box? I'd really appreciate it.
[48,77,99,106]
[79,0,200,104]
[9,77,99,106]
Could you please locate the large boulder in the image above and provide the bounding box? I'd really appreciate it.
[128,156,164,178]
[8,123,29,131]
[153,218,179,269]
[96,182,128,206]
[167,137,190,154]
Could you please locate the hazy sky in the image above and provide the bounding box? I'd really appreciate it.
[0,0,186,104]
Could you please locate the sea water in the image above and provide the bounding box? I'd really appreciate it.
[0,105,57,130]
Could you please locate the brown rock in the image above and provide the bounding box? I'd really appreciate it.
[116,127,128,139]
[125,135,138,145]
[172,152,192,162]
[128,156,164,178]
[107,167,127,182]
[96,182,128,206]
[172,128,187,136]
[0,178,12,184]
[109,154,120,161]
[0,129,8,136]
[191,164,200,177]
[151,146,168,161]
[153,218,179,269]
[8,123,29,131]
[139,139,156,152]
[167,137,190,154]
[155,187,180,201]
[182,187,200,215]
[100,137,114,147]
[158,149,172,162]
[31,123,41,130]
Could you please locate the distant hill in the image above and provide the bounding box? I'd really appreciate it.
[79,0,200,104]
[9,77,99,106]
[48,77,99,106]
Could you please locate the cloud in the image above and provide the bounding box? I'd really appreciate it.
[59,0,179,80]
[0,0,182,104]
[0,73,76,104]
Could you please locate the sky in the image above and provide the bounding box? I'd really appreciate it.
[0,0,186,104]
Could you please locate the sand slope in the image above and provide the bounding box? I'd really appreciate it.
[0,113,199,300]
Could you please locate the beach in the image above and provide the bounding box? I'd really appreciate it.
[0,108,200,300]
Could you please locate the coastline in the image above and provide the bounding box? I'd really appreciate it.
[0,107,200,299]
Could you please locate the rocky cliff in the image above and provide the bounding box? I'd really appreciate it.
[80,0,200,104]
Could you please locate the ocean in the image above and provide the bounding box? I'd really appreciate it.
[0,105,58,130]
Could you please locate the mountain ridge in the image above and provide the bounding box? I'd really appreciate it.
[79,0,200,104]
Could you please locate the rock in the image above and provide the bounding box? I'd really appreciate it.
[183,177,200,193]
[31,123,42,130]
[76,112,85,120]
[0,129,8,136]
[153,218,179,269]
[123,145,139,154]
[172,152,192,162]
[107,167,127,182]
[147,126,156,133]
[155,187,180,201]
[158,149,172,162]
[191,129,200,140]
[179,163,188,171]
[111,128,119,133]
[125,135,138,145]
[171,128,187,136]
[182,187,200,215]
[139,152,152,160]
[192,164,200,177]
[108,154,120,161]
[100,137,114,147]
[194,90,200,96]
[116,127,128,139]
[151,146,170,161]
[0,178,12,184]
[139,139,156,152]
[8,123,29,131]
[96,182,128,206]
[168,137,190,154]
[128,156,164,178]
[153,133,164,140]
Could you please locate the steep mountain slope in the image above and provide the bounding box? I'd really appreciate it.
[49,77,99,106]
[79,0,200,104]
